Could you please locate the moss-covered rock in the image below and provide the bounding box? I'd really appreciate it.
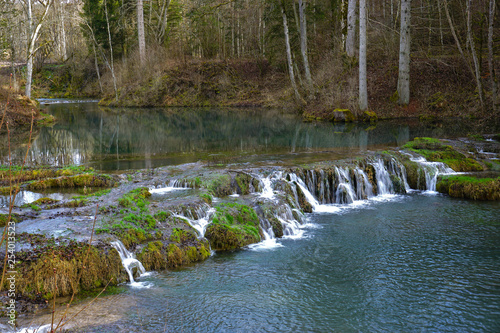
[205,202,261,251]
[436,174,500,200]
[26,173,115,191]
[403,137,483,172]
[1,238,127,300]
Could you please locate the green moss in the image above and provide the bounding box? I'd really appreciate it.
[403,137,483,172]
[436,174,500,201]
[0,213,21,227]
[26,173,114,191]
[32,197,59,205]
[205,203,261,251]
[6,240,125,300]
[119,187,151,210]
[138,241,167,271]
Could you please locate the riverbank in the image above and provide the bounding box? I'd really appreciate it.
[0,136,499,327]
[18,53,499,122]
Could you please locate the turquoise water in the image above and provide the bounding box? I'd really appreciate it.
[80,193,500,332]
[3,102,498,170]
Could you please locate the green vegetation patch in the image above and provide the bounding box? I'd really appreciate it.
[205,202,261,251]
[3,237,126,300]
[0,165,91,186]
[0,213,22,227]
[403,137,483,172]
[26,173,114,191]
[436,174,500,201]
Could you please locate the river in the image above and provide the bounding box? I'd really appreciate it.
[5,102,500,332]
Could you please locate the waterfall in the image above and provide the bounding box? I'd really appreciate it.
[355,167,374,199]
[149,179,191,194]
[174,203,215,238]
[288,173,341,213]
[370,159,395,195]
[111,240,147,285]
[258,171,282,200]
[334,167,356,204]
[411,157,455,192]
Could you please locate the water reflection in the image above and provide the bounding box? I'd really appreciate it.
[1,103,498,171]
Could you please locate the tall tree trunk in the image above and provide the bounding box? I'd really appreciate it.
[488,0,497,111]
[346,0,357,57]
[397,0,411,105]
[282,2,301,101]
[298,0,312,88]
[467,0,484,108]
[442,0,474,77]
[24,0,53,98]
[104,0,118,101]
[137,0,146,65]
[359,0,368,111]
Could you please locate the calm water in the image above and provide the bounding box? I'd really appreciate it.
[2,101,499,171]
[47,193,499,333]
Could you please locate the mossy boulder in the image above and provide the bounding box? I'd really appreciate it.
[2,238,127,300]
[436,174,500,200]
[26,173,115,190]
[330,108,356,122]
[403,137,484,172]
[205,202,261,251]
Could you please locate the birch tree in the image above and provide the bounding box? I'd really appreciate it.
[397,0,411,105]
[359,0,367,111]
[281,0,301,101]
[346,0,357,57]
[137,0,145,64]
[298,0,312,88]
[24,0,53,98]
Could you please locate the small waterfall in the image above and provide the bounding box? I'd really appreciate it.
[149,179,191,194]
[111,240,147,285]
[288,173,341,213]
[174,203,215,238]
[260,176,275,199]
[334,167,356,204]
[411,157,455,192]
[258,171,282,200]
[274,205,305,237]
[355,167,374,199]
[370,159,395,195]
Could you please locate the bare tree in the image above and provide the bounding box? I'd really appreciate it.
[346,0,357,57]
[281,0,301,101]
[488,0,497,111]
[298,0,312,88]
[397,0,411,105]
[359,0,367,111]
[23,0,53,98]
[466,0,484,108]
[137,0,146,64]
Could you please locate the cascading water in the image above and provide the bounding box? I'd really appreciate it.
[173,203,215,238]
[370,159,395,195]
[149,179,191,194]
[110,240,147,286]
[334,167,356,204]
[410,156,456,192]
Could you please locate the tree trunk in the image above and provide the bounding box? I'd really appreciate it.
[467,0,484,108]
[282,2,301,101]
[488,0,497,111]
[359,0,368,111]
[298,0,312,88]
[137,0,146,65]
[346,0,357,57]
[104,0,118,101]
[24,0,53,98]
[397,0,411,105]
